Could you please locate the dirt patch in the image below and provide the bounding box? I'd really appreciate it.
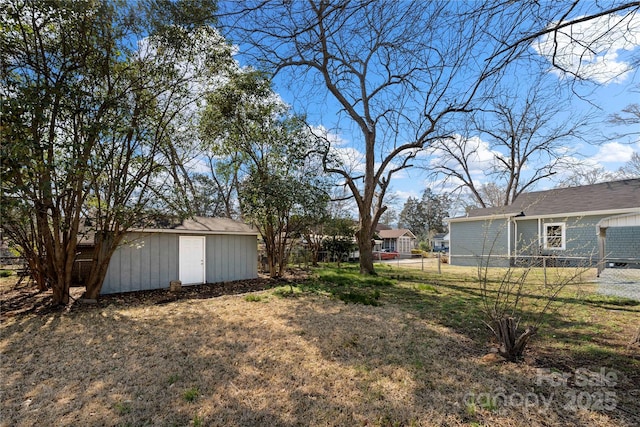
[0,272,305,319]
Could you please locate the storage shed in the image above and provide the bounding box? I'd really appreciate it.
[100,217,259,294]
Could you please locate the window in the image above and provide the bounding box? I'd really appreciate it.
[543,223,565,250]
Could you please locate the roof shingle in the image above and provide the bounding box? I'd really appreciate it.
[461,179,640,219]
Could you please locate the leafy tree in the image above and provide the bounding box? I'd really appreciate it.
[1,0,231,303]
[398,189,450,243]
[322,218,357,266]
[398,198,424,239]
[200,71,331,277]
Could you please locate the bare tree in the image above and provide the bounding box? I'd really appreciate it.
[477,183,509,208]
[618,152,640,178]
[493,1,640,83]
[218,1,562,274]
[430,83,591,207]
[557,166,617,187]
[608,100,640,179]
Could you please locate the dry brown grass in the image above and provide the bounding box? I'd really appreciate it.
[1,266,639,426]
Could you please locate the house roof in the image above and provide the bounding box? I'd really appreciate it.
[454,178,640,220]
[378,229,416,239]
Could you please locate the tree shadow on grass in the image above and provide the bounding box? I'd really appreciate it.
[275,292,640,427]
[2,268,639,426]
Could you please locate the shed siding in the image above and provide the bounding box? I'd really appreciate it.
[205,234,257,283]
[103,233,178,294]
[101,233,258,295]
[450,218,509,267]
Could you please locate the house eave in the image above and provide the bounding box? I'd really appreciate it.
[447,213,513,223]
[449,207,640,223]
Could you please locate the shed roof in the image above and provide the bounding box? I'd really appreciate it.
[455,178,640,220]
[78,217,258,245]
[138,217,258,235]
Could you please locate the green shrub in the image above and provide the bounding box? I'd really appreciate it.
[192,413,204,426]
[336,289,381,306]
[114,401,132,415]
[183,387,199,403]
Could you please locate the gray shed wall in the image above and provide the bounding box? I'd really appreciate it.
[101,232,257,295]
[103,233,178,294]
[206,234,258,283]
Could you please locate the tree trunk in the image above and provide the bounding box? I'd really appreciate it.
[48,231,77,306]
[265,237,279,279]
[630,326,640,348]
[493,316,537,362]
[25,255,47,292]
[51,279,70,305]
[84,231,120,300]
[357,212,375,275]
[357,235,374,274]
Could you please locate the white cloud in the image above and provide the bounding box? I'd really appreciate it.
[329,146,366,174]
[392,189,420,206]
[311,125,350,147]
[532,12,640,84]
[589,142,636,163]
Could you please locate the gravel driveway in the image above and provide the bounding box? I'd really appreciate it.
[596,268,640,301]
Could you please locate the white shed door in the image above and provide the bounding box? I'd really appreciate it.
[179,236,206,284]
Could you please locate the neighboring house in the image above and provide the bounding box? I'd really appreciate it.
[76,217,259,294]
[431,233,449,252]
[448,179,640,269]
[377,228,417,254]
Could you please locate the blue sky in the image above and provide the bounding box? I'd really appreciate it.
[232,4,640,218]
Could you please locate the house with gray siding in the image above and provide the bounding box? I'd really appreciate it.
[448,179,640,269]
[91,217,259,294]
[431,233,449,252]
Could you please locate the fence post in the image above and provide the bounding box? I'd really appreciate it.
[543,256,547,286]
[437,252,441,274]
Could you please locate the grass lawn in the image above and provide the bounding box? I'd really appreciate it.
[1,263,639,426]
